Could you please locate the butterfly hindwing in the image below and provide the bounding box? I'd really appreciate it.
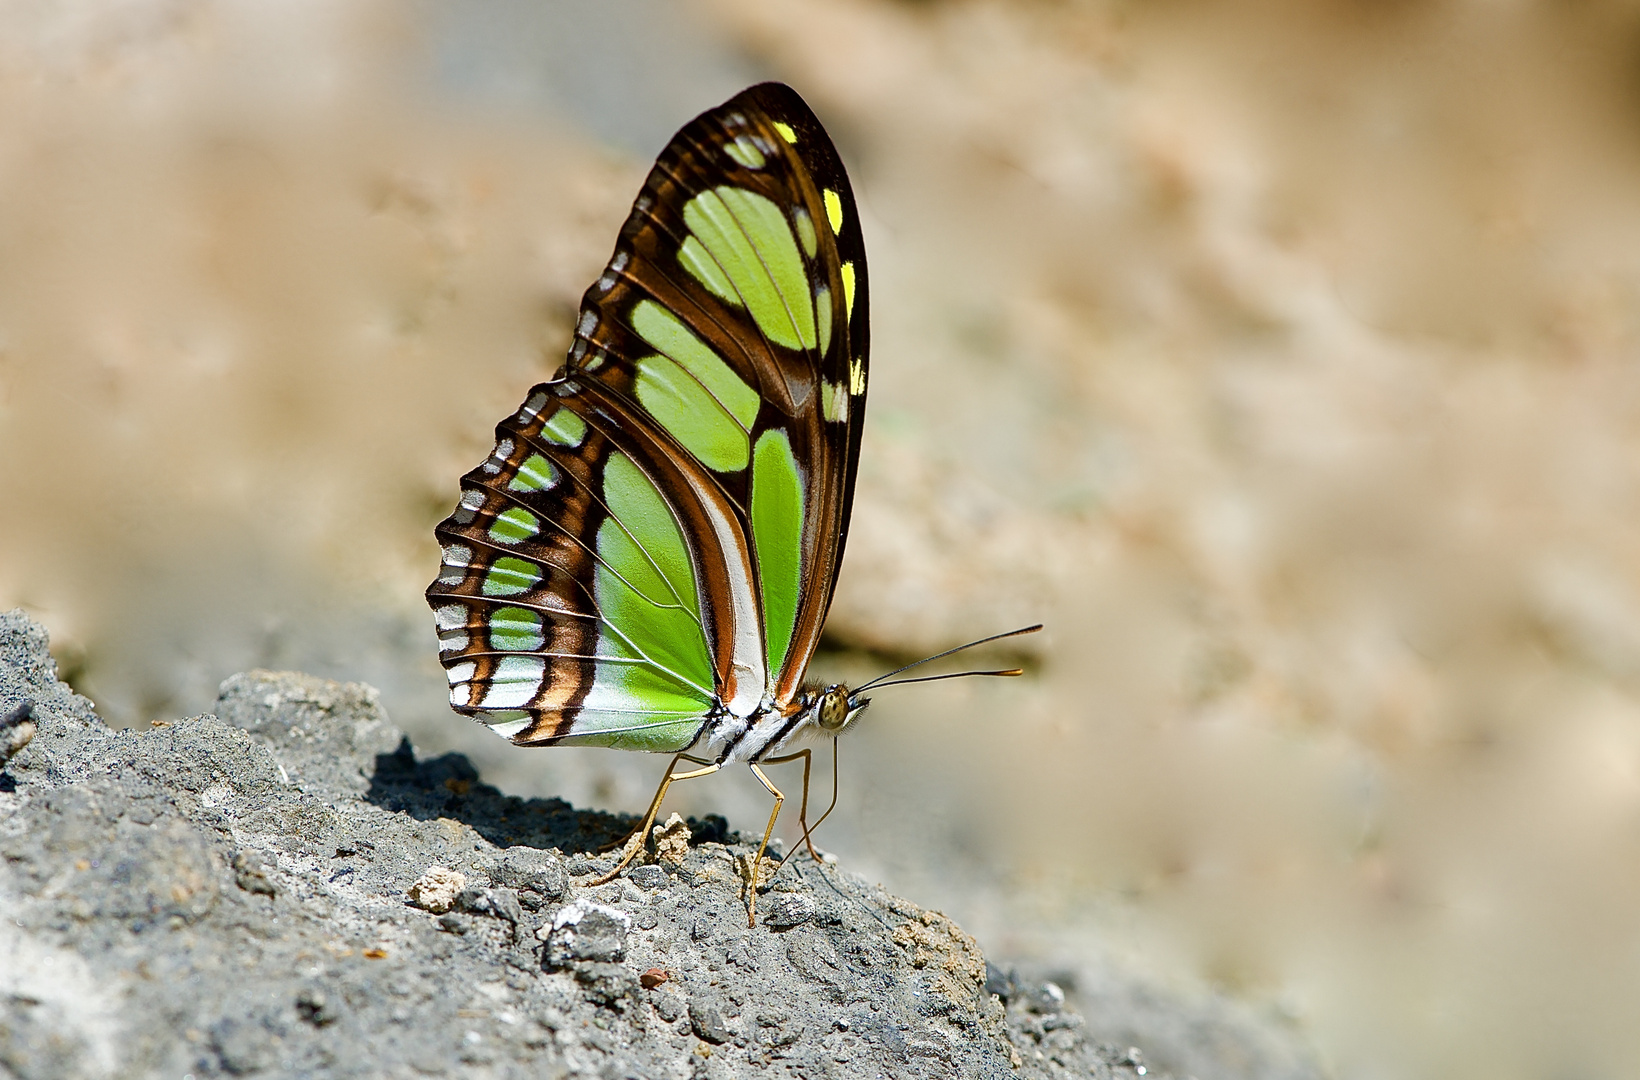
[429,391,714,751]
[427,83,869,748]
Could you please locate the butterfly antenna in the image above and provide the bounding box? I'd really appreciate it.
[854,624,1042,693]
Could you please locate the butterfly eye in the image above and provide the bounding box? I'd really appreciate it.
[816,686,851,731]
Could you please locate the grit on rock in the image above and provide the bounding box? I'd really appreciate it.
[0,607,1272,1078]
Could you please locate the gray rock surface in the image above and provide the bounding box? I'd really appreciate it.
[0,609,1161,1079]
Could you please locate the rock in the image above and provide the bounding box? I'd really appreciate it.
[231,849,277,896]
[0,609,1322,1079]
[985,959,1020,1002]
[761,891,817,929]
[572,961,638,1007]
[689,998,734,1044]
[295,987,339,1027]
[651,987,684,1022]
[652,811,691,864]
[0,698,36,768]
[627,863,668,890]
[456,885,524,928]
[408,866,465,913]
[1027,979,1067,1014]
[543,898,630,964]
[485,846,568,909]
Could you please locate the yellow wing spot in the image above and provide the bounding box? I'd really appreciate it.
[841,261,856,322]
[849,356,866,396]
[772,121,797,144]
[823,189,844,235]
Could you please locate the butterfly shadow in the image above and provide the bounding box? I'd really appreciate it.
[361,736,730,857]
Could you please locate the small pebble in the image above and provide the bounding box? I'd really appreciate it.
[488,848,568,902]
[409,867,466,914]
[629,864,668,890]
[232,850,277,897]
[651,812,691,865]
[0,699,36,769]
[543,898,630,964]
[295,988,338,1027]
[688,1000,732,1044]
[760,893,816,929]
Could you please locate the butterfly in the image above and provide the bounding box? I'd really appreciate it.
[426,83,1034,924]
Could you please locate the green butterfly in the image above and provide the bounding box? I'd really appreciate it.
[427,83,1031,923]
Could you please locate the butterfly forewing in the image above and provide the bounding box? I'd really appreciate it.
[427,82,868,749]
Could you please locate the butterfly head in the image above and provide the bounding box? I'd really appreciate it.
[813,684,870,737]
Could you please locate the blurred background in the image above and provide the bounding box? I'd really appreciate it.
[6,0,1640,1076]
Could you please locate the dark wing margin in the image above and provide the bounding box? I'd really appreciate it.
[734,82,870,701]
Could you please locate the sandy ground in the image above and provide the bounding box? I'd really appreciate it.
[5,2,1640,1078]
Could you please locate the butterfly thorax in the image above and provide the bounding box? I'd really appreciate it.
[695,683,869,765]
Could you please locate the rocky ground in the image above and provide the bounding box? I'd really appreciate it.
[0,608,1170,1080]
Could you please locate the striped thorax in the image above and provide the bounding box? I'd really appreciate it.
[695,683,871,766]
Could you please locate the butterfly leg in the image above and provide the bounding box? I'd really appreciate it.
[763,738,841,862]
[758,748,819,862]
[591,754,719,886]
[744,763,787,927]
[804,738,842,857]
